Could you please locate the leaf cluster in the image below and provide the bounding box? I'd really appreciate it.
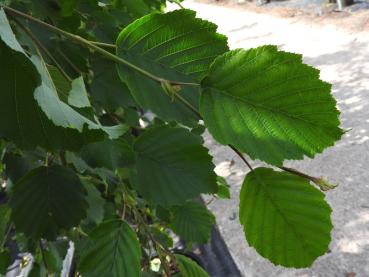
[0,0,342,276]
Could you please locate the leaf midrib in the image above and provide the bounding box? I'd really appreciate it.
[109,221,124,276]
[253,174,316,260]
[207,86,327,128]
[121,50,197,83]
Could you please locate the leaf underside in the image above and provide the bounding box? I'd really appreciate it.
[0,10,125,150]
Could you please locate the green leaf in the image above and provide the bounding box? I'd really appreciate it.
[132,126,217,206]
[216,176,230,199]
[150,226,173,249]
[200,46,343,165]
[0,205,10,241]
[0,40,79,150]
[79,219,141,277]
[58,0,80,16]
[116,9,228,126]
[31,56,127,140]
[3,152,34,184]
[90,57,135,111]
[65,151,90,173]
[83,181,105,224]
[44,240,69,274]
[9,165,88,239]
[0,10,125,150]
[170,202,215,243]
[47,64,71,102]
[0,249,11,275]
[43,248,59,273]
[174,254,209,277]
[239,167,332,268]
[80,139,135,170]
[86,10,120,43]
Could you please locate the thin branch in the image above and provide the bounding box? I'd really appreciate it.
[89,41,116,49]
[2,6,199,87]
[11,17,72,82]
[229,145,254,171]
[0,223,13,249]
[177,2,185,9]
[279,166,313,180]
[206,196,215,206]
[132,208,173,276]
[173,91,201,118]
[170,0,185,9]
[279,166,337,191]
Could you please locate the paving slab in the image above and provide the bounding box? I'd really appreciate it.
[171,1,369,276]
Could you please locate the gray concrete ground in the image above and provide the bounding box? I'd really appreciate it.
[171,1,369,276]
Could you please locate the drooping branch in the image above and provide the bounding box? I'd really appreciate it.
[2,6,199,87]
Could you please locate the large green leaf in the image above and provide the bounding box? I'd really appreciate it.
[0,39,92,150]
[0,10,125,150]
[9,165,88,240]
[132,126,217,206]
[200,46,343,165]
[174,254,209,277]
[239,167,332,268]
[170,202,215,243]
[116,9,228,126]
[79,219,141,277]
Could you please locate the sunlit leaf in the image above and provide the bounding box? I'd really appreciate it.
[200,46,343,165]
[116,9,228,126]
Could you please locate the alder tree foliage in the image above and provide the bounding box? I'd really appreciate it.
[0,0,343,276]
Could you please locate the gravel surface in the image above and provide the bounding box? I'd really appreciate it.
[170,1,369,276]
